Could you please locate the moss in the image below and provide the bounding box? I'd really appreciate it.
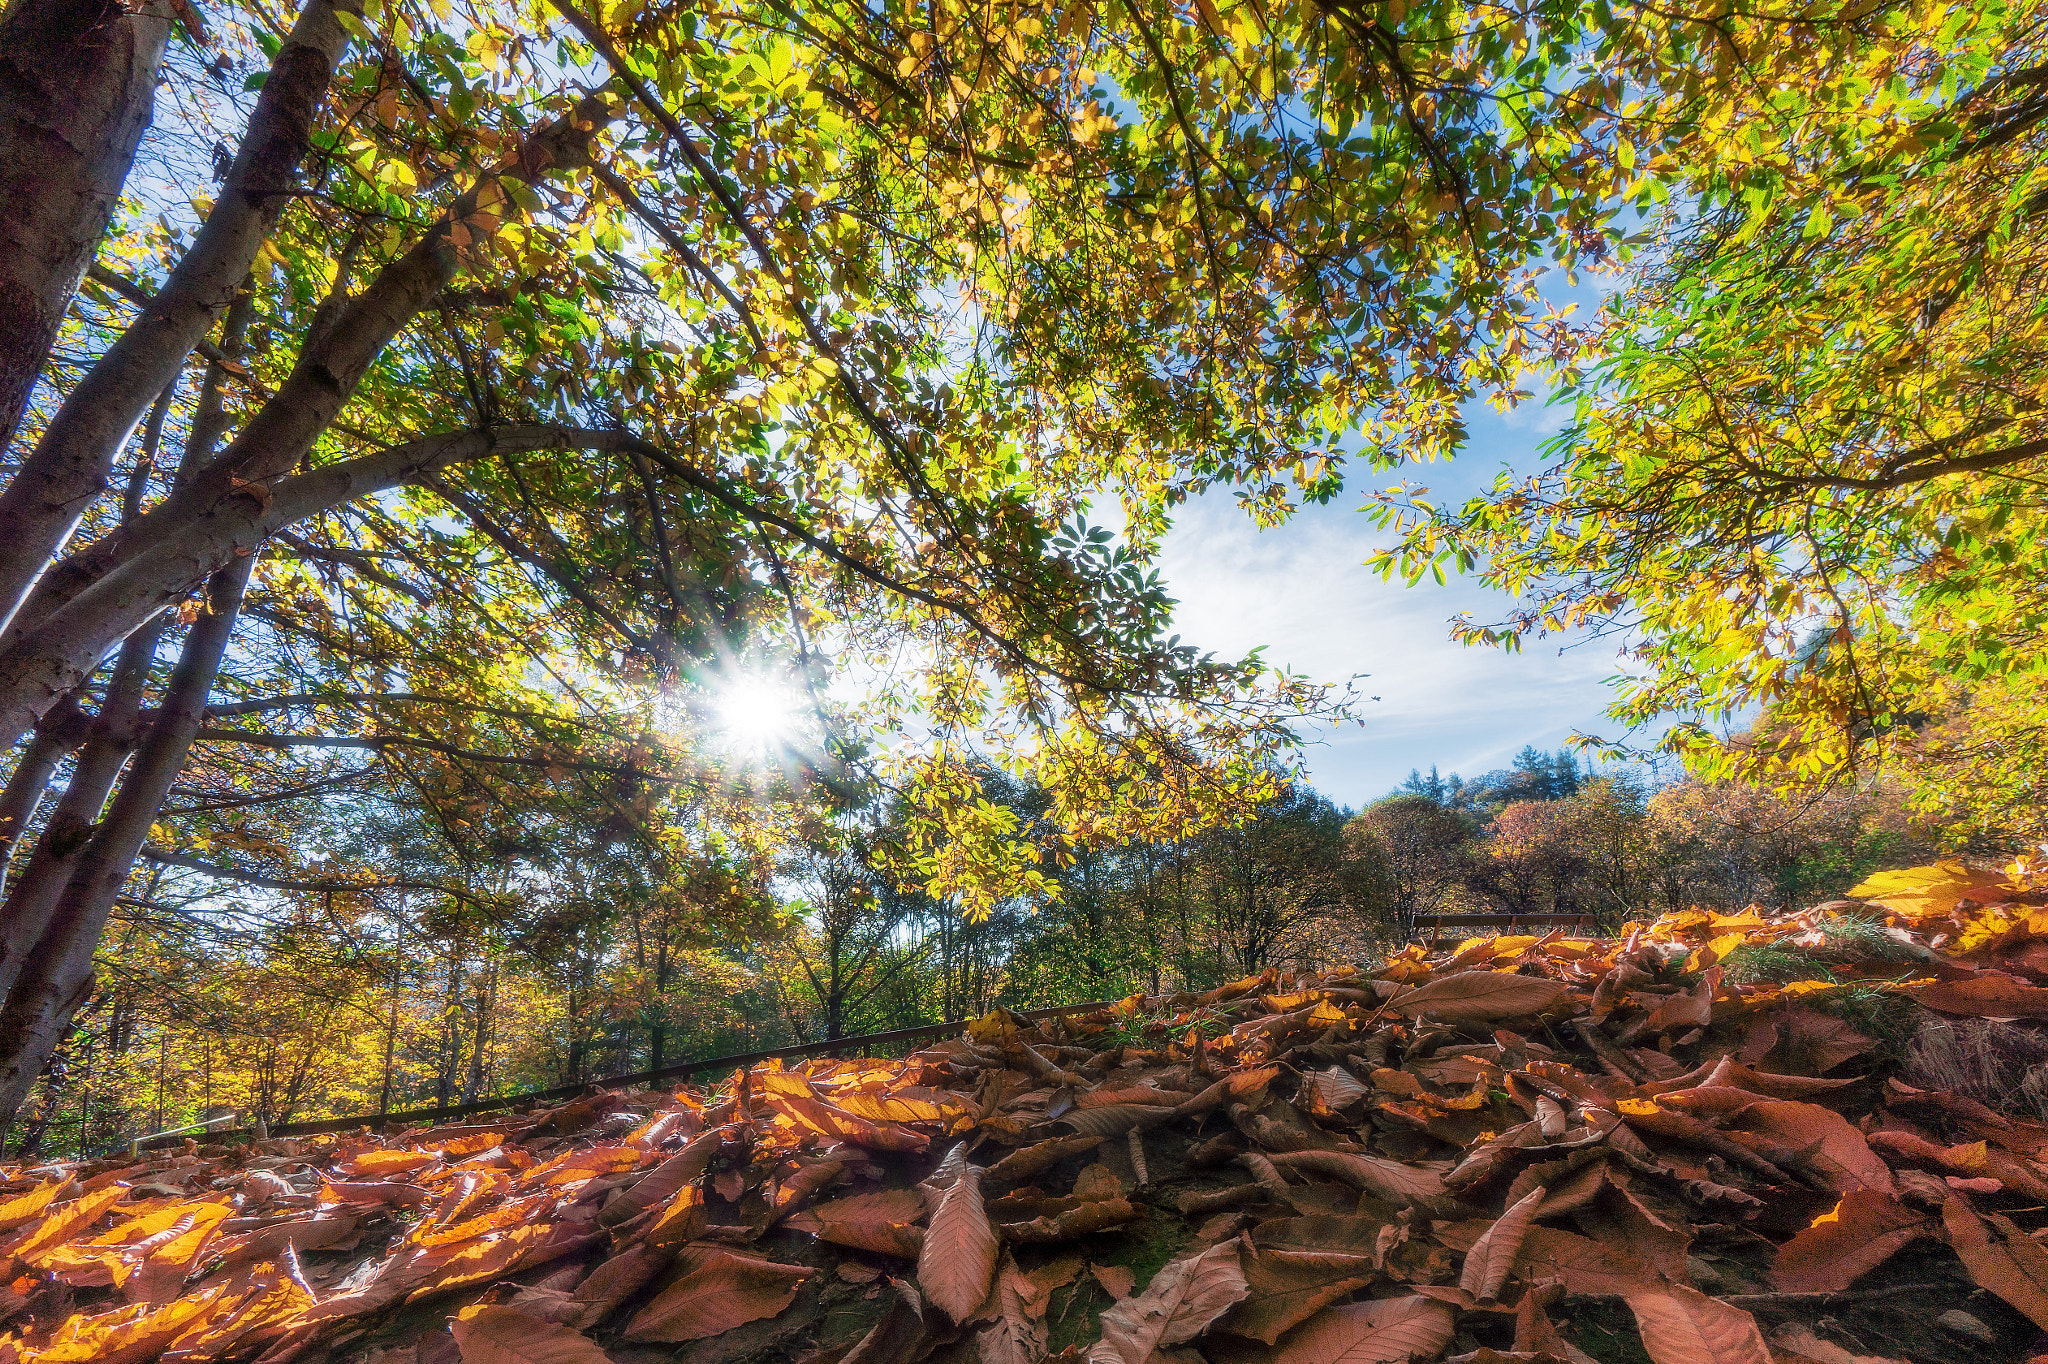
[1553,1301,1655,1364]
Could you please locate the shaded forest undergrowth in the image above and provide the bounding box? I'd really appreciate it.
[5,860,2048,1363]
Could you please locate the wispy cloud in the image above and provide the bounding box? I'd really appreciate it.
[1153,406,1635,807]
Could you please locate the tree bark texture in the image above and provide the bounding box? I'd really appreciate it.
[0,0,169,457]
[0,692,87,888]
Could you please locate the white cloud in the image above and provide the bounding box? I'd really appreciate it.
[1153,404,1638,807]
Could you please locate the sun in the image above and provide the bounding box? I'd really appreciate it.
[711,677,805,751]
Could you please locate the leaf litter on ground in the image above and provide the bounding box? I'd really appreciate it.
[8,862,2048,1363]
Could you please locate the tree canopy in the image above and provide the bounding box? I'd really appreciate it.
[1371,0,2048,843]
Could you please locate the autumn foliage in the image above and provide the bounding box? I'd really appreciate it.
[4,861,2048,1362]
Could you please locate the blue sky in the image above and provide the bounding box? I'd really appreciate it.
[1154,395,1635,811]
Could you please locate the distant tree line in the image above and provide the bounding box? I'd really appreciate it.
[5,746,1928,1158]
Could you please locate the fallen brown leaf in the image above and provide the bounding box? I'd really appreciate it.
[622,1245,813,1342]
[1086,1240,1248,1364]
[450,1305,613,1363]
[921,1160,999,1322]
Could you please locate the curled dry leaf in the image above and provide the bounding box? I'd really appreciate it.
[598,1124,728,1227]
[1086,1240,1248,1364]
[984,1135,1106,1187]
[1768,1191,1932,1294]
[569,1243,670,1329]
[784,1187,928,1258]
[1514,1290,1591,1364]
[1263,1149,1452,1211]
[1304,1067,1370,1117]
[1002,1196,1144,1243]
[1057,1105,1177,1138]
[0,1181,65,1234]
[1913,971,2048,1019]
[1655,1091,1891,1194]
[1622,1286,1770,1364]
[1941,1193,2048,1328]
[1459,1184,1547,1304]
[1512,1228,1658,1298]
[1089,1263,1135,1299]
[979,1258,1049,1364]
[1218,1247,1376,1345]
[1767,1323,1910,1364]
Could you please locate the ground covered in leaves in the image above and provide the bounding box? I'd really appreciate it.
[11,863,2048,1364]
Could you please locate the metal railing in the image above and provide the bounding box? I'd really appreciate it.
[133,997,1124,1152]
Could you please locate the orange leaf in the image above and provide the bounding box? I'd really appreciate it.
[1623,1286,1770,1364]
[1942,1194,2048,1328]
[26,1283,231,1364]
[1218,1247,1375,1345]
[341,1149,439,1177]
[783,1188,926,1257]
[1657,1090,1892,1194]
[1090,1263,1135,1299]
[10,1185,128,1265]
[1460,1184,1546,1304]
[1513,1228,1658,1298]
[1916,972,2048,1019]
[569,1243,670,1329]
[171,1256,319,1355]
[0,1181,65,1234]
[632,1182,706,1250]
[1769,1191,1933,1293]
[1263,1149,1450,1210]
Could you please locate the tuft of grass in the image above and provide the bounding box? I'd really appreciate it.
[1812,911,1921,963]
[1095,1010,1225,1052]
[1721,941,1832,986]
[1812,983,1923,1067]
[1721,912,1918,987]
[1903,1014,2048,1120]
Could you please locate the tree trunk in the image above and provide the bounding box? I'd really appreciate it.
[0,691,88,889]
[182,286,258,476]
[0,0,354,636]
[0,555,250,1125]
[434,953,463,1108]
[0,616,164,1006]
[460,970,491,1102]
[377,908,401,1116]
[0,0,168,456]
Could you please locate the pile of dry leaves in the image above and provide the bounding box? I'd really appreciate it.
[9,861,2048,1364]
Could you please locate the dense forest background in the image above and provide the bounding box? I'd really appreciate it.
[13,744,1925,1158]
